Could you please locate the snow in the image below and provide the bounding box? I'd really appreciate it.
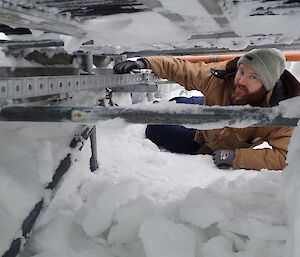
[139,216,196,257]
[0,116,287,257]
[62,11,190,54]
[1,73,293,256]
[73,179,145,237]
[0,122,78,252]
[279,96,300,118]
[60,0,300,54]
[223,1,300,38]
[289,62,300,81]
[179,187,234,229]
[0,50,41,67]
[0,1,300,256]
[282,121,300,257]
[201,236,234,257]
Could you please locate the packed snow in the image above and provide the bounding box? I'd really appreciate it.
[2,119,285,257]
[0,110,294,257]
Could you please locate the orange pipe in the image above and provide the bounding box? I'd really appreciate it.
[177,52,300,63]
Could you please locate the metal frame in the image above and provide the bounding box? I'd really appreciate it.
[0,73,159,101]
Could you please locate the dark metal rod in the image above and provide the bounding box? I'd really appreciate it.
[0,105,298,127]
[112,84,158,93]
[89,126,99,172]
[2,239,21,257]
[0,106,72,122]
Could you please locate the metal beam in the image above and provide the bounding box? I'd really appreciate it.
[0,72,160,101]
[0,105,298,127]
[177,51,300,63]
[0,39,65,49]
[124,41,300,57]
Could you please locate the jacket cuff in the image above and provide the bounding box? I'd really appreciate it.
[137,58,150,69]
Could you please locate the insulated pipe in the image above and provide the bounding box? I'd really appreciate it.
[177,52,300,63]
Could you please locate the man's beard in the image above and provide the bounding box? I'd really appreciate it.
[230,82,267,106]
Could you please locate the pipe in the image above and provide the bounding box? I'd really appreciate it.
[177,52,300,63]
[0,105,298,127]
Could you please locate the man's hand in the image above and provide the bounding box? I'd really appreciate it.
[212,150,235,169]
[113,60,146,74]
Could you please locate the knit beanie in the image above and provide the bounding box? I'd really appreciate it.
[237,48,286,91]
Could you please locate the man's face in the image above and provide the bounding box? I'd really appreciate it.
[231,63,266,105]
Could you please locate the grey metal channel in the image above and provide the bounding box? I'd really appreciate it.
[0,73,159,100]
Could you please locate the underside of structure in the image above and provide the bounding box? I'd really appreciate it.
[0,0,300,54]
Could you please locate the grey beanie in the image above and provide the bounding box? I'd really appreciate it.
[237,48,286,91]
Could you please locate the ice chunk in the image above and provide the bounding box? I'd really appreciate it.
[201,236,234,257]
[108,196,157,244]
[235,239,284,257]
[74,179,144,237]
[179,187,234,228]
[110,241,146,257]
[218,217,288,241]
[28,214,91,253]
[138,216,196,257]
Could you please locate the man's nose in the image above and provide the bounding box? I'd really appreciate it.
[238,74,248,86]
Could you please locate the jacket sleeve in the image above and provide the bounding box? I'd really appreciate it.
[142,56,227,94]
[233,127,294,170]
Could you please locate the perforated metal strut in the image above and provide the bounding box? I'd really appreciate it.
[0,73,159,101]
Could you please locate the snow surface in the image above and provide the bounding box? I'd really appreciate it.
[12,119,288,257]
[0,122,79,252]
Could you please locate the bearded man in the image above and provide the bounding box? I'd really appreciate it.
[114,49,300,170]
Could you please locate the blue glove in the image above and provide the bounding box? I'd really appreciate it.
[212,150,235,169]
[113,60,146,74]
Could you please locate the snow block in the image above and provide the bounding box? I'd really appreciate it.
[179,187,234,229]
[73,179,144,237]
[138,216,196,257]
